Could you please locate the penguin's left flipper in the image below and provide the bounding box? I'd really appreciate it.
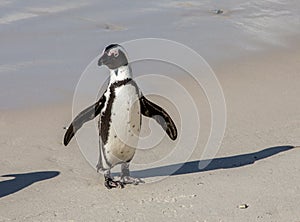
[63,93,106,146]
[140,95,177,140]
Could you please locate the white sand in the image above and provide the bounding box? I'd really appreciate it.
[1,1,300,221]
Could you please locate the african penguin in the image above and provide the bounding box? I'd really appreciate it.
[63,44,177,189]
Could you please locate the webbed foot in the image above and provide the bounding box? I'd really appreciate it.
[104,177,124,189]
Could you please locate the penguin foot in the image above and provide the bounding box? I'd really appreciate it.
[104,177,124,189]
[121,176,145,185]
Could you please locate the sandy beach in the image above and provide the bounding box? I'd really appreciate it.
[1,1,300,221]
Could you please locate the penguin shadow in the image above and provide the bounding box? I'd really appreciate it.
[131,145,295,178]
[0,171,60,198]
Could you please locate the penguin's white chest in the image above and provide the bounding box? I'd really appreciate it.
[104,84,141,166]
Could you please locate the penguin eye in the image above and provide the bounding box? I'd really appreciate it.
[108,49,119,57]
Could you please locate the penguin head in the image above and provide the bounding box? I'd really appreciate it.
[98,44,128,70]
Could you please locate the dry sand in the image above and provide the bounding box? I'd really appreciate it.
[1,46,300,221]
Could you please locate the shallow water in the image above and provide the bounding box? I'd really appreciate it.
[0,0,299,109]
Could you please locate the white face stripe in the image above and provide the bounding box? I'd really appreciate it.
[108,48,119,57]
[108,45,127,56]
[117,45,128,54]
[99,45,128,61]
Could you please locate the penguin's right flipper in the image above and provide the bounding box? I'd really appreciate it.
[63,93,106,146]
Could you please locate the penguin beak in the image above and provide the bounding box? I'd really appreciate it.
[98,54,107,66]
[98,56,104,66]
